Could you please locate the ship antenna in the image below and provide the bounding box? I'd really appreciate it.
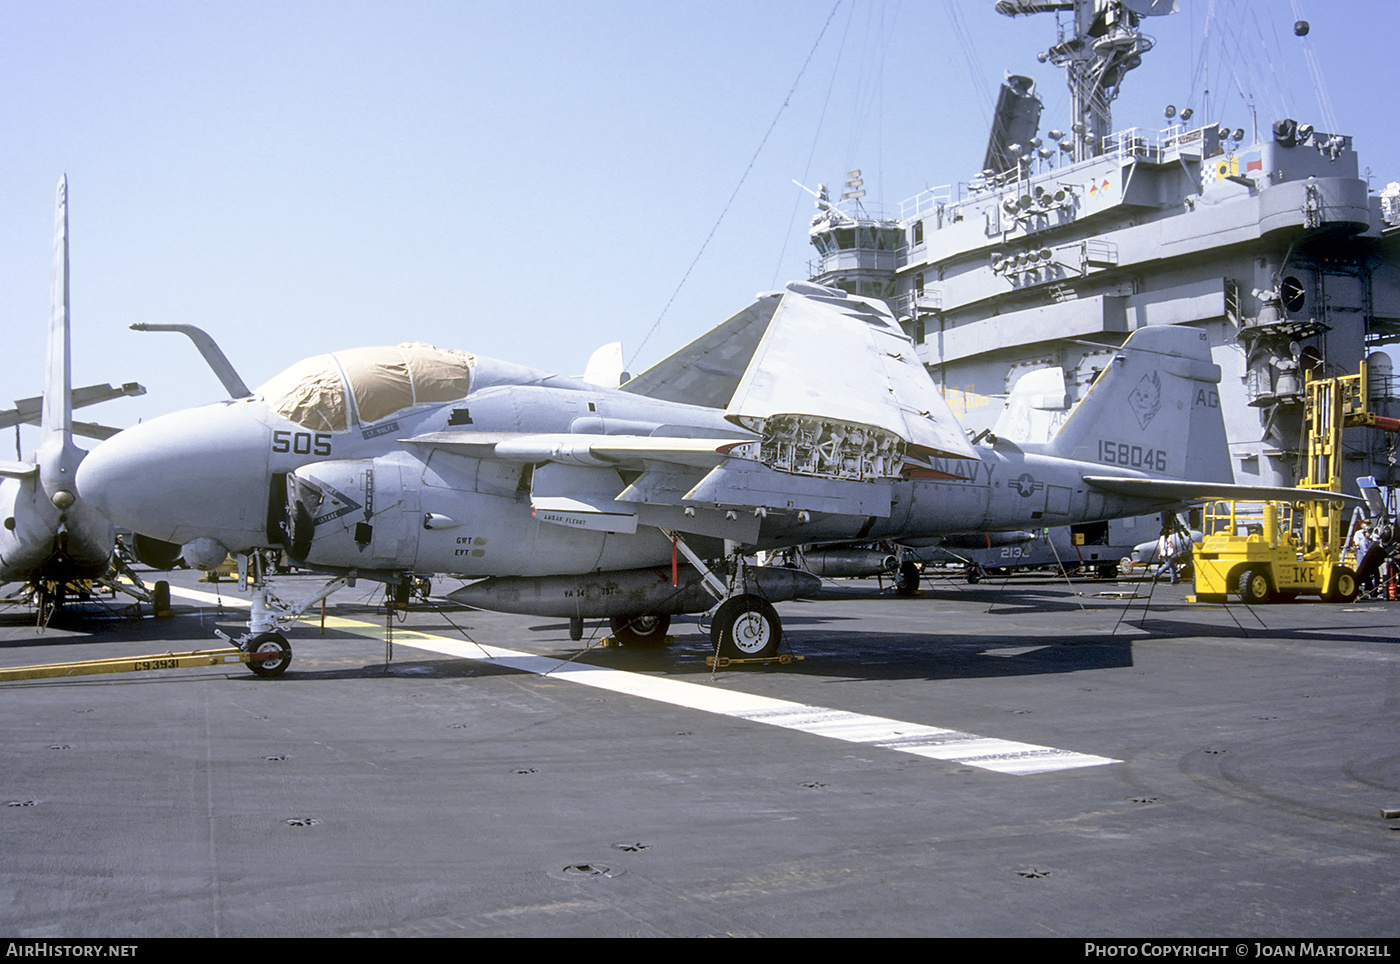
[997,0,1174,162]
[628,3,843,372]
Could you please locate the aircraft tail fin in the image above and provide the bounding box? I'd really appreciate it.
[43,175,73,444]
[992,365,1069,444]
[1039,325,1230,482]
[582,341,627,388]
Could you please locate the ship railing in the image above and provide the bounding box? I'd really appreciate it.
[1081,239,1117,271]
[827,197,894,222]
[1103,124,1219,162]
[1102,126,1164,163]
[898,185,953,222]
[1367,371,1397,407]
[892,289,943,318]
[1160,124,1209,156]
[809,249,901,276]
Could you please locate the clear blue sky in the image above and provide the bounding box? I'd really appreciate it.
[2,0,1395,451]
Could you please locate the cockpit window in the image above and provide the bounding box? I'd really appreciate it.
[342,343,474,424]
[256,353,350,432]
[257,343,474,431]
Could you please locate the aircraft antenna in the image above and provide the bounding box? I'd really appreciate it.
[628,1,842,373]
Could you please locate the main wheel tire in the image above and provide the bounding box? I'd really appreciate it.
[1323,566,1358,603]
[1237,568,1271,605]
[711,595,781,659]
[609,613,671,646]
[246,632,292,678]
[895,560,920,596]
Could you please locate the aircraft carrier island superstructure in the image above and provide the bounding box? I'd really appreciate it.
[807,0,1400,499]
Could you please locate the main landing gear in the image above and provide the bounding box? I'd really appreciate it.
[26,550,174,630]
[710,595,782,659]
[659,531,789,661]
[607,592,785,660]
[894,559,920,597]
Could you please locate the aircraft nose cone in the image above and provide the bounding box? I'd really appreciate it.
[76,423,155,526]
[77,402,271,548]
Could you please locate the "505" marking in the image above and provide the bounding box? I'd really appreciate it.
[272,430,332,456]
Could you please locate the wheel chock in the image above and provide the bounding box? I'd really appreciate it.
[706,653,803,668]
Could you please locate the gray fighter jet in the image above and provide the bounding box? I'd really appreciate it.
[0,177,153,618]
[77,281,1343,664]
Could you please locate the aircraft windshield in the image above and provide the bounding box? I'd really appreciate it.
[257,343,475,431]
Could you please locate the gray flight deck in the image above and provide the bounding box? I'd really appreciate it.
[1,569,1396,938]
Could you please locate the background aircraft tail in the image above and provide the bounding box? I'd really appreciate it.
[1038,325,1231,482]
[43,175,73,447]
[35,175,113,573]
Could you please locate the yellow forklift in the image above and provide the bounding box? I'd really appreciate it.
[1193,367,1398,604]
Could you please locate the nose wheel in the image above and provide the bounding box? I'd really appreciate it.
[245,631,292,678]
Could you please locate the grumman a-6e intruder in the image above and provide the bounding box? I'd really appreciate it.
[77,282,1346,673]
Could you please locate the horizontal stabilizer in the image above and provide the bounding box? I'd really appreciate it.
[0,461,40,479]
[1084,476,1363,505]
[0,382,146,431]
[71,421,125,442]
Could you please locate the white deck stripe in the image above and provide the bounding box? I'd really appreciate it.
[169,585,1118,775]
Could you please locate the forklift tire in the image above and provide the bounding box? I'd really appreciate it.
[1237,568,1272,605]
[1322,567,1358,603]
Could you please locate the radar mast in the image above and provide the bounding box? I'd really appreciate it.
[996,0,1176,162]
